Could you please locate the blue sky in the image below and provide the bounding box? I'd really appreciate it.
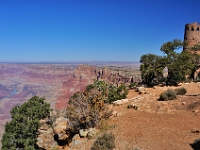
[0,0,200,62]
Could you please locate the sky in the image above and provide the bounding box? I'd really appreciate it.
[0,0,200,62]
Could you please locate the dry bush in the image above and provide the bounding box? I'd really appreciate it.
[188,101,200,110]
[174,87,187,95]
[66,81,109,133]
[90,132,115,150]
[66,89,104,132]
[159,89,177,101]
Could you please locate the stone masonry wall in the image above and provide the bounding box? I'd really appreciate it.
[184,22,200,52]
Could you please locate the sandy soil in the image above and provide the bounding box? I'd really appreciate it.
[107,82,200,150]
[67,82,200,150]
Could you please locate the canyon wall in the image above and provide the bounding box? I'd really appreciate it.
[0,63,139,118]
[0,63,140,147]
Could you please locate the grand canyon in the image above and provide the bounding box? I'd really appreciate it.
[1,62,200,150]
[0,62,140,145]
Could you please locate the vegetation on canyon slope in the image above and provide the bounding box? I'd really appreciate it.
[1,80,127,149]
[66,80,128,133]
[1,96,51,150]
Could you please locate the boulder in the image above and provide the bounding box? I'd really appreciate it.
[53,117,70,141]
[37,121,58,149]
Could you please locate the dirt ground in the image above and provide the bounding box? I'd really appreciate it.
[57,82,200,150]
[107,82,200,150]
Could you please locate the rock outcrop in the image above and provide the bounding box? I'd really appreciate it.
[0,64,139,110]
[37,119,58,149]
[37,117,99,149]
[113,99,129,106]
[37,117,72,149]
[53,117,70,141]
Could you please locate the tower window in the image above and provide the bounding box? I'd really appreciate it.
[192,27,194,31]
[187,27,190,30]
[197,27,199,31]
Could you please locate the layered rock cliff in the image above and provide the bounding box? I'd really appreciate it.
[0,63,139,110]
[0,63,140,148]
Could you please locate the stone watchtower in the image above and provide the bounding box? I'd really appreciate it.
[183,22,200,51]
[184,22,200,80]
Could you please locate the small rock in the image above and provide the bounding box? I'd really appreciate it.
[127,104,132,109]
[111,111,118,117]
[127,103,138,110]
[193,109,199,113]
[135,87,144,92]
[182,102,186,105]
[87,128,99,139]
[133,105,138,110]
[39,119,47,124]
[178,83,183,86]
[191,128,200,133]
[79,129,88,138]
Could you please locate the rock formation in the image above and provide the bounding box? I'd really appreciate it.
[0,64,139,110]
[37,117,99,149]
[37,119,57,149]
[0,63,140,147]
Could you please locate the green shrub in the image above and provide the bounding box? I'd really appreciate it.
[129,82,137,89]
[1,96,51,150]
[91,132,115,150]
[174,87,187,95]
[159,89,177,101]
[107,84,128,103]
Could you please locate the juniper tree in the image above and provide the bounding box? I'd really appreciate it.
[140,39,195,85]
[1,96,51,150]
